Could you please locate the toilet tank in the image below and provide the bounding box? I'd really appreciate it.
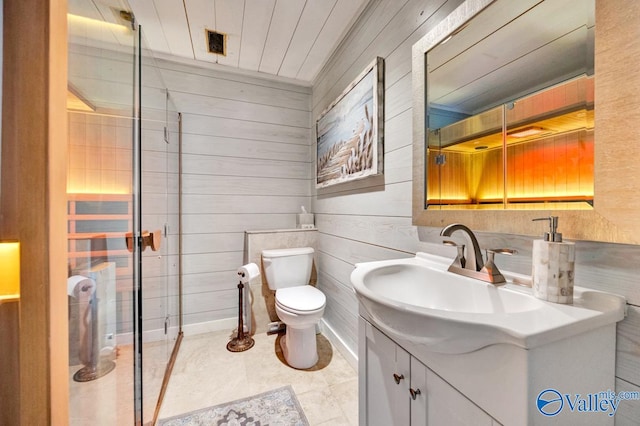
[262,247,314,290]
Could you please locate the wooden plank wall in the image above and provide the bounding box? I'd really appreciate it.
[426,130,594,205]
[312,0,467,363]
[506,130,594,201]
[156,60,313,329]
[426,150,472,203]
[0,0,69,423]
[311,0,640,423]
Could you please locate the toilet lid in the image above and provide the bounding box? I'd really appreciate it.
[276,286,326,312]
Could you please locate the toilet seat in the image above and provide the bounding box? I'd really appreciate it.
[275,286,326,313]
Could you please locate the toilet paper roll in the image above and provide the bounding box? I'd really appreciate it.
[237,263,260,284]
[67,275,96,298]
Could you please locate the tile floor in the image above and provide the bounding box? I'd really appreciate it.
[69,341,168,425]
[69,347,135,425]
[157,329,359,425]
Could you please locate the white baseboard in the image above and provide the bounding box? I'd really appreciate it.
[116,330,163,346]
[319,319,358,372]
[116,318,237,346]
[181,317,238,336]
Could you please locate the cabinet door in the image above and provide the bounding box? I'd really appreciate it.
[363,322,410,426]
[425,369,494,426]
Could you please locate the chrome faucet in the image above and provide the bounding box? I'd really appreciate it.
[439,224,516,285]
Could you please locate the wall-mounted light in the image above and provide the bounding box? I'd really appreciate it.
[0,241,20,299]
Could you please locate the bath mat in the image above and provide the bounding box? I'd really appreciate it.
[158,385,309,426]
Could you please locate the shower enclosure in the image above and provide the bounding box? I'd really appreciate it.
[67,2,181,424]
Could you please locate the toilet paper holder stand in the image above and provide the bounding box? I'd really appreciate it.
[227,264,258,352]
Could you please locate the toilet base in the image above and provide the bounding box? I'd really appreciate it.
[280,325,318,369]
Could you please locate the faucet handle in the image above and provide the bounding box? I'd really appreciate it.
[486,248,518,260]
[481,249,517,286]
[485,248,517,266]
[444,240,466,269]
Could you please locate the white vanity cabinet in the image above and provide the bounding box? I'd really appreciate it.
[352,253,623,424]
[361,316,411,425]
[359,318,500,425]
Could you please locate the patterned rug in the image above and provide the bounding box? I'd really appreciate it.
[158,385,309,426]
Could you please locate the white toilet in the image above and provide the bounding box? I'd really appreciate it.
[262,247,326,369]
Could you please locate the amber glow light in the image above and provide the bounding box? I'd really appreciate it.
[66,188,131,195]
[0,241,20,297]
[67,14,130,33]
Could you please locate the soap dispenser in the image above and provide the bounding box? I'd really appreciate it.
[531,216,575,304]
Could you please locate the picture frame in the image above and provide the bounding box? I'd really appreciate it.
[316,57,384,188]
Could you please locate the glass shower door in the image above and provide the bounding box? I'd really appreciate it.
[67,5,182,425]
[67,4,138,424]
[138,31,182,424]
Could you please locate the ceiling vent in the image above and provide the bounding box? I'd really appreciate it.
[206,30,226,56]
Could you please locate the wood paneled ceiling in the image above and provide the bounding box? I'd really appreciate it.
[69,0,370,84]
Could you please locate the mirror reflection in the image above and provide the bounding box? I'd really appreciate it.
[426,0,594,209]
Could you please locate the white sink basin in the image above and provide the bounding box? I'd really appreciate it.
[351,252,626,354]
[364,263,541,314]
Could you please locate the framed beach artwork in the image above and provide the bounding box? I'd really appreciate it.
[316,57,384,188]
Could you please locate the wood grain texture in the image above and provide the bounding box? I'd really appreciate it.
[183,114,310,145]
[128,1,171,55]
[0,0,69,423]
[159,67,311,109]
[157,59,313,327]
[614,378,640,426]
[312,0,409,110]
[617,305,640,387]
[296,0,369,82]
[0,302,20,426]
[181,213,298,234]
[277,0,337,79]
[182,134,310,162]
[157,58,313,94]
[149,1,193,56]
[169,91,310,128]
[594,0,640,242]
[239,0,277,71]
[182,0,216,63]
[313,0,456,116]
[182,154,310,179]
[211,0,245,68]
[258,0,307,75]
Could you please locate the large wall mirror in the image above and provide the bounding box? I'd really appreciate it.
[412,0,640,244]
[426,0,593,209]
